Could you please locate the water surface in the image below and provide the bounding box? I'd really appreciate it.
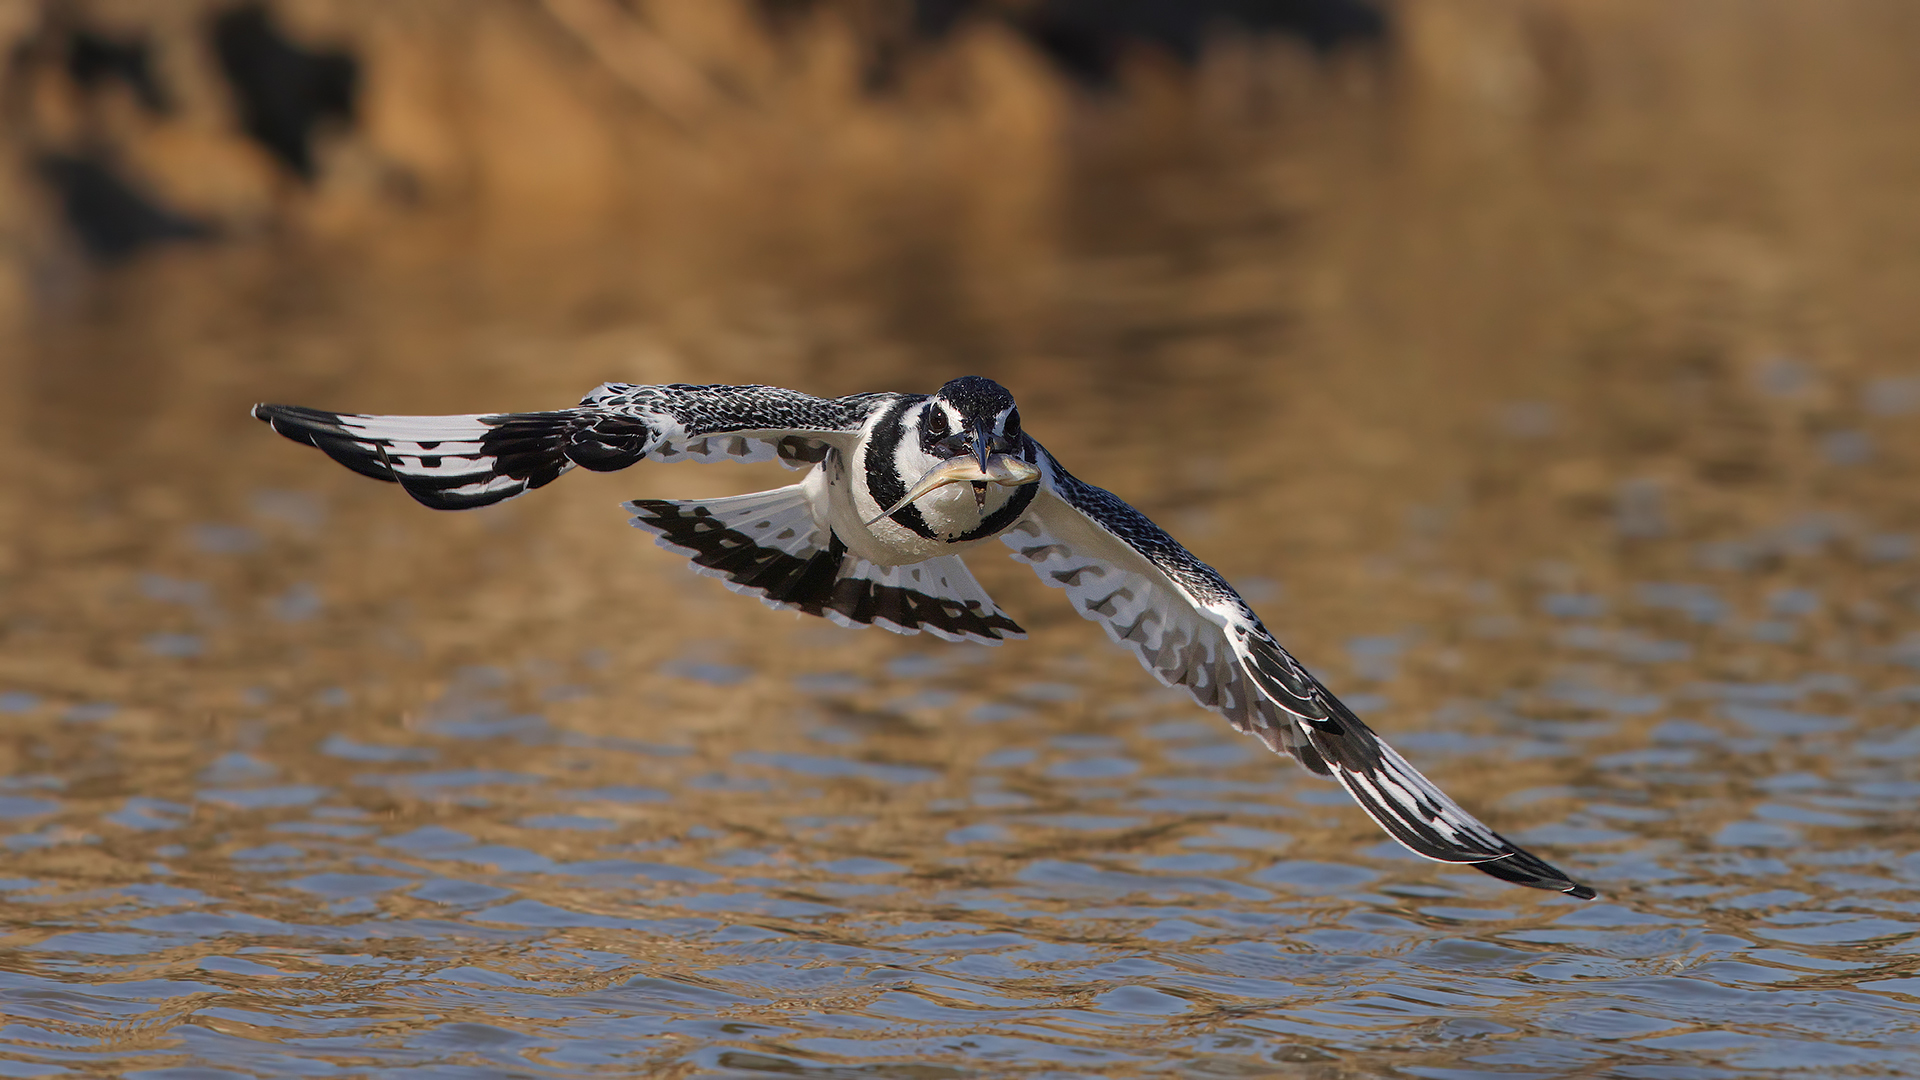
[6,8,1920,1076]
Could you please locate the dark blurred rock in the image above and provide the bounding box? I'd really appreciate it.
[210,4,358,181]
[37,154,212,262]
[911,0,977,38]
[924,0,1386,83]
[67,30,170,113]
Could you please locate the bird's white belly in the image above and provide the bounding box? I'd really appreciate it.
[808,459,1019,567]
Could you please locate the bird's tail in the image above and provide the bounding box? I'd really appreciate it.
[252,404,650,510]
[628,487,1026,644]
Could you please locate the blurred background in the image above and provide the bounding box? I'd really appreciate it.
[5,1,1920,1075]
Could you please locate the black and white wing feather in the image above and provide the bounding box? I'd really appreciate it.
[1006,446,1595,899]
[253,383,888,510]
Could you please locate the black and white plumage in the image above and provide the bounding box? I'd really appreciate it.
[254,377,1596,899]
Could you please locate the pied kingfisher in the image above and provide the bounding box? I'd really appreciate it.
[255,377,1595,899]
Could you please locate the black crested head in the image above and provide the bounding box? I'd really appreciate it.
[921,376,1024,461]
[935,375,1016,419]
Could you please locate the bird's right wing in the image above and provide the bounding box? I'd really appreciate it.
[254,383,892,510]
[1004,444,1595,898]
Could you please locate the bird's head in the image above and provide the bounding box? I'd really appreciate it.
[866,377,1041,527]
[920,376,1025,471]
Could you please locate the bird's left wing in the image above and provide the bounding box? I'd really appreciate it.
[254,383,889,510]
[1004,445,1595,898]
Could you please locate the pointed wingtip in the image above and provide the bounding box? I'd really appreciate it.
[1469,845,1598,899]
[253,403,313,430]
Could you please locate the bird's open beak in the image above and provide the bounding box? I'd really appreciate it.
[974,424,993,474]
[863,453,1040,526]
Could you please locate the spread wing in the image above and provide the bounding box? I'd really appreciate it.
[254,383,890,510]
[1004,445,1595,899]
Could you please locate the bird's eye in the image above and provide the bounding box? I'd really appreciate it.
[923,407,949,439]
[1004,409,1021,438]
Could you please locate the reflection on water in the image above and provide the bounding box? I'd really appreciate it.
[8,5,1920,1076]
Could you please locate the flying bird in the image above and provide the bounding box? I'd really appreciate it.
[254,377,1595,899]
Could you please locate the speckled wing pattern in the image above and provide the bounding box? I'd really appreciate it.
[1005,446,1595,898]
[253,383,888,510]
